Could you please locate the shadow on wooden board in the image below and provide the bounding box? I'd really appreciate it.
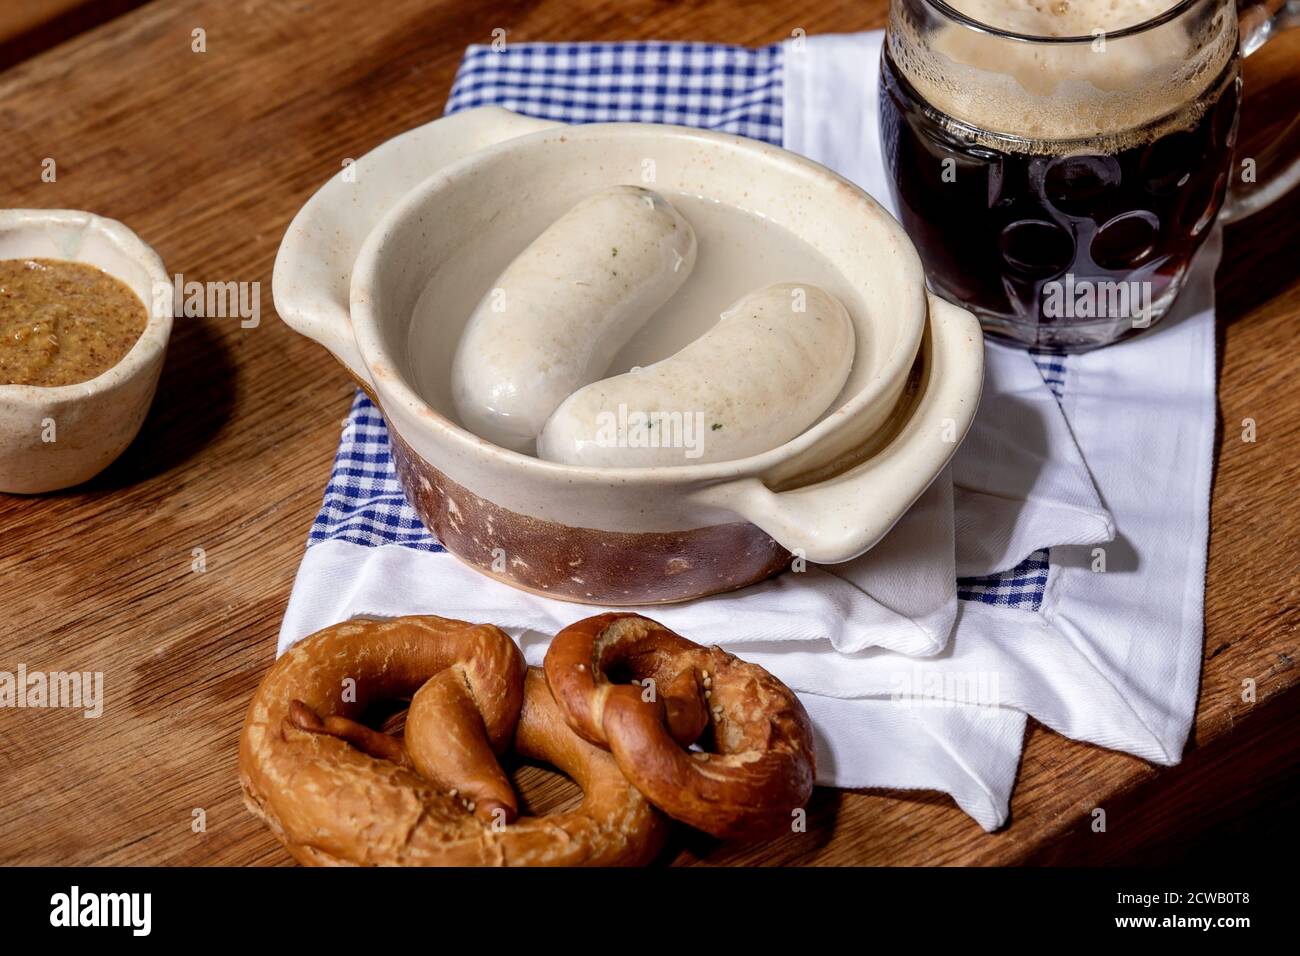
[1023,687,1300,865]
[0,0,151,73]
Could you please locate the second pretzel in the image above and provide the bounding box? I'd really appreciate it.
[544,612,816,839]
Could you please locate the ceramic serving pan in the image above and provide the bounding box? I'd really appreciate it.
[275,107,983,603]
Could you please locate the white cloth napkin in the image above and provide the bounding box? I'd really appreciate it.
[280,31,1216,831]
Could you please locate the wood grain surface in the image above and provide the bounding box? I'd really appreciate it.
[0,0,149,71]
[0,0,1296,866]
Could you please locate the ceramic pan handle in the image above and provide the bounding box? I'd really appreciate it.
[272,107,562,389]
[693,294,983,564]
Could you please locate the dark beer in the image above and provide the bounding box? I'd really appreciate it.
[878,0,1243,349]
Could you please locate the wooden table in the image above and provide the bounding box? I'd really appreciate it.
[0,0,1296,866]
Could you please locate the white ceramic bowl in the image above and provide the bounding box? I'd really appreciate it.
[0,210,172,494]
[276,108,983,603]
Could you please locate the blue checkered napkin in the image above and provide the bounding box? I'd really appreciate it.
[447,42,783,141]
[309,397,443,552]
[306,40,1068,610]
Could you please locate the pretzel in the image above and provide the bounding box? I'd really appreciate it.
[544,612,816,839]
[239,615,668,866]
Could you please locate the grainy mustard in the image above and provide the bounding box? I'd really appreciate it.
[0,258,148,387]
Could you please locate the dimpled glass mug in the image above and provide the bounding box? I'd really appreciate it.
[880,0,1300,350]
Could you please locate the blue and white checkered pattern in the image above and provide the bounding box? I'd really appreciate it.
[308,396,444,552]
[447,41,784,140]
[307,40,1069,611]
[1029,349,1068,400]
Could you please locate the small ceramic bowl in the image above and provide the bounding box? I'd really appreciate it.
[0,210,172,494]
[275,108,984,604]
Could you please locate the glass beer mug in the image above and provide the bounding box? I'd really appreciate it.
[879,0,1300,350]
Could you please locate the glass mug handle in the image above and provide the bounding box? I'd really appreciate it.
[1224,0,1300,222]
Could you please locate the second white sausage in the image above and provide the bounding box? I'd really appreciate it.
[537,283,856,467]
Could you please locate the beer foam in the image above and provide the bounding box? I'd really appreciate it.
[946,0,1181,37]
[891,0,1236,146]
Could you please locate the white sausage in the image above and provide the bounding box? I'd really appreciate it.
[537,283,855,467]
[451,186,696,452]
